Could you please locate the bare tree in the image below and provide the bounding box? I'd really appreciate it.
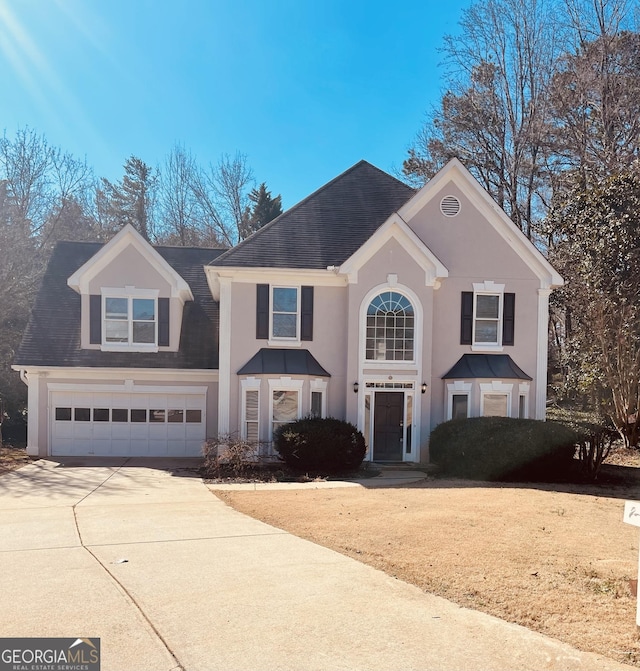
[190,152,254,246]
[157,144,202,246]
[0,128,54,235]
[404,0,562,238]
[549,0,640,182]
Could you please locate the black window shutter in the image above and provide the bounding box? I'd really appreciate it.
[89,295,102,344]
[158,297,170,346]
[301,286,314,341]
[503,293,515,346]
[460,292,473,345]
[256,284,269,339]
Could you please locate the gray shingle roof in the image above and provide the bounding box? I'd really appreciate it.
[212,160,415,269]
[15,241,224,369]
[442,354,532,380]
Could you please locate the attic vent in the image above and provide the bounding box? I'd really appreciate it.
[440,195,461,217]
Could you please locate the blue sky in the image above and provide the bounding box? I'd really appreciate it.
[0,0,469,209]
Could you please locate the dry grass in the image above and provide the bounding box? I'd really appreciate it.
[0,445,32,474]
[217,458,640,668]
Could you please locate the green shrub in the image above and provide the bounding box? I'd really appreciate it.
[546,405,616,480]
[274,417,366,474]
[429,417,579,481]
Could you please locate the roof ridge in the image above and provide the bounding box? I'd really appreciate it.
[154,243,227,252]
[211,160,408,266]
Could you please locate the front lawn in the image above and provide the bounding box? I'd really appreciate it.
[217,453,640,667]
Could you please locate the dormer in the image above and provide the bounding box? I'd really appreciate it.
[67,225,194,353]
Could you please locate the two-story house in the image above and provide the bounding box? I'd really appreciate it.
[13,158,562,462]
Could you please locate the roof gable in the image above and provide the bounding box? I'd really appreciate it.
[399,159,563,288]
[67,224,194,302]
[211,161,415,270]
[339,214,448,285]
[15,241,224,369]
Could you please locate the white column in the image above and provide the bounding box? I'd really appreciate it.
[26,371,40,456]
[217,277,232,435]
[535,288,552,420]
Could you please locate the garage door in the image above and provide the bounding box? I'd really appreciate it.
[50,390,206,457]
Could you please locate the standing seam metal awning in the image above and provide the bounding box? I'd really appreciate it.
[442,354,532,380]
[237,348,331,377]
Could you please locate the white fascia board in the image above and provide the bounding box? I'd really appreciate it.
[398,158,563,289]
[339,215,449,285]
[204,266,348,300]
[11,365,218,381]
[67,224,194,302]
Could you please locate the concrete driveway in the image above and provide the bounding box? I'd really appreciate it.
[0,458,634,671]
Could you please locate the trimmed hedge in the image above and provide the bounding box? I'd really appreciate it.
[274,417,366,474]
[429,417,579,481]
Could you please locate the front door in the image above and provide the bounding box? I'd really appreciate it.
[373,392,404,461]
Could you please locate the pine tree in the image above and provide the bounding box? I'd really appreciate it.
[98,156,157,241]
[243,183,282,238]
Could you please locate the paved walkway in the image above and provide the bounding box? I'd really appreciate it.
[0,458,635,671]
[207,467,430,491]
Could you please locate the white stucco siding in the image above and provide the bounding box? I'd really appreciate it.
[225,280,349,441]
[406,182,541,283]
[346,239,436,462]
[81,246,184,352]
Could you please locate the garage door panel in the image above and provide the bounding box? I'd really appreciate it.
[111,424,130,439]
[50,389,206,457]
[92,424,111,439]
[73,425,92,440]
[91,440,113,456]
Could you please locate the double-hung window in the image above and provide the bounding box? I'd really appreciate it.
[268,378,303,440]
[271,287,299,339]
[101,288,159,350]
[446,381,472,420]
[474,293,501,346]
[461,282,514,350]
[256,284,313,343]
[480,381,513,417]
[241,378,261,443]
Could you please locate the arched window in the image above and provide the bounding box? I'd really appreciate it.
[365,291,414,361]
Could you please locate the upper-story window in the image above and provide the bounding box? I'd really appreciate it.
[461,282,514,350]
[271,287,299,339]
[473,293,502,346]
[93,287,163,351]
[365,291,414,361]
[256,284,314,343]
[104,296,156,345]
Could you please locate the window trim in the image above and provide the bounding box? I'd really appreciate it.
[268,377,303,441]
[471,281,504,352]
[269,285,301,345]
[310,378,328,418]
[518,382,530,419]
[446,381,472,420]
[479,381,513,417]
[360,284,422,368]
[240,377,261,442]
[100,286,159,352]
[364,290,416,363]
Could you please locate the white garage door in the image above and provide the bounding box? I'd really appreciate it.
[50,390,206,457]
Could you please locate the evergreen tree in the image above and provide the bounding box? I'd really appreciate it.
[98,156,157,241]
[243,183,282,238]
